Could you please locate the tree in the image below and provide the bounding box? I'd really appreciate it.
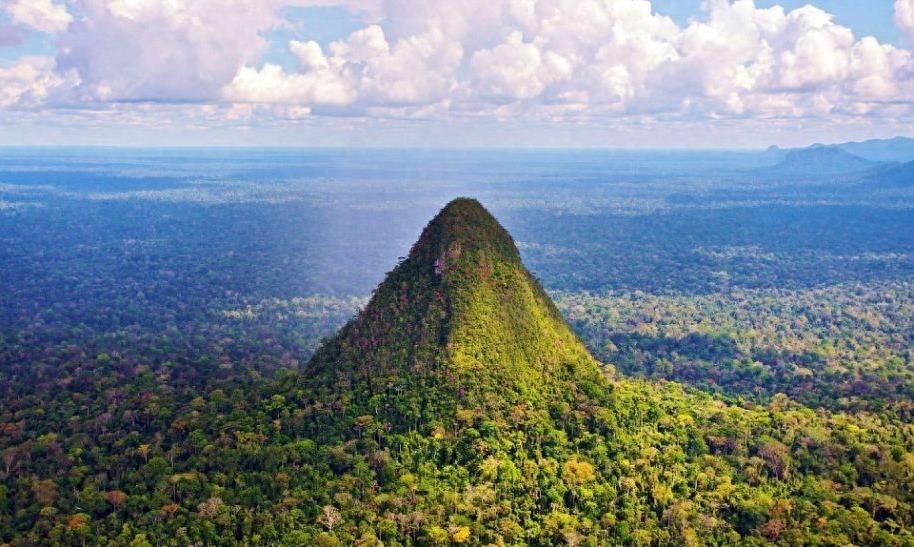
[758,440,791,479]
[67,513,91,547]
[318,505,342,532]
[450,526,471,544]
[106,490,128,509]
[198,496,224,518]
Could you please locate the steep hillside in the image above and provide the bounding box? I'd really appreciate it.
[266,199,914,545]
[300,197,604,432]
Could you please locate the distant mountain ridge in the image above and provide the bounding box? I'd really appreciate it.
[864,160,914,187]
[834,136,914,163]
[763,145,881,177]
[765,136,914,165]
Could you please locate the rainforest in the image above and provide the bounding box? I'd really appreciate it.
[2,147,914,546]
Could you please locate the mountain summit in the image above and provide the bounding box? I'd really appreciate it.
[303,198,604,429]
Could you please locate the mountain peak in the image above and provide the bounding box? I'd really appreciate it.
[301,198,604,432]
[409,197,520,273]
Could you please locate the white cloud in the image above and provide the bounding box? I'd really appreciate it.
[677,0,914,116]
[223,63,354,106]
[221,0,914,122]
[2,0,72,34]
[54,0,290,102]
[290,40,329,71]
[2,0,914,129]
[478,0,680,109]
[225,23,462,109]
[897,0,914,41]
[471,31,573,100]
[0,57,74,108]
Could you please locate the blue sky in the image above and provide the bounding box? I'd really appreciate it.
[1,0,913,148]
[653,1,903,43]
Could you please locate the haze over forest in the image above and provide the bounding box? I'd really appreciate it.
[3,0,914,545]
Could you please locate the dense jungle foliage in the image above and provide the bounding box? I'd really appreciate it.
[2,149,914,545]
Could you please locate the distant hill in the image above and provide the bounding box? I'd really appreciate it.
[865,160,914,187]
[835,136,914,163]
[757,145,789,165]
[760,137,914,165]
[763,145,880,176]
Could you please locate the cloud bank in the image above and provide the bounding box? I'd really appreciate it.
[2,0,914,138]
[224,0,914,122]
[2,0,72,33]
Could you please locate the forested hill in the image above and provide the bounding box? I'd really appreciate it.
[866,160,914,187]
[765,146,880,176]
[1,199,914,546]
[300,198,604,430]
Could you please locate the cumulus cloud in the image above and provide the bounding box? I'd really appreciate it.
[471,0,681,114]
[53,0,293,102]
[646,1,912,117]
[290,40,329,71]
[0,57,74,108]
[225,23,462,110]
[2,0,72,34]
[220,0,914,121]
[471,31,573,101]
[2,0,914,126]
[898,0,914,41]
[223,63,354,106]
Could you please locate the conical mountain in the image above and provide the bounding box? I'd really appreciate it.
[301,198,606,431]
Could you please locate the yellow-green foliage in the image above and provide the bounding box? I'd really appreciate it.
[280,199,913,546]
[9,198,904,546]
[423,200,602,410]
[304,198,605,425]
[446,230,601,410]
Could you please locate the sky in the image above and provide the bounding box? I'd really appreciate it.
[0,0,913,149]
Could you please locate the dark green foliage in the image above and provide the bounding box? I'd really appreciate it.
[2,198,914,546]
[301,198,602,430]
[557,283,914,413]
